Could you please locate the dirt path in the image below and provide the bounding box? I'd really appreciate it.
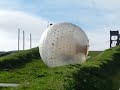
[0,83,19,87]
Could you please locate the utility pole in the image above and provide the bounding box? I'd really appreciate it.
[23,31,25,50]
[18,28,20,51]
[30,33,32,49]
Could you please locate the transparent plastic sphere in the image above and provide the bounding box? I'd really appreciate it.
[39,22,89,67]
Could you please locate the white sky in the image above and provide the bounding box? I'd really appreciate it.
[0,0,120,51]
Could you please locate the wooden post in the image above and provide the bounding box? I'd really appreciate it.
[110,30,111,48]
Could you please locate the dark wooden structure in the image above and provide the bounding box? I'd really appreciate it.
[110,30,120,47]
[50,23,53,26]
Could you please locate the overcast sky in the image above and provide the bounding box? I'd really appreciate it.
[0,0,120,51]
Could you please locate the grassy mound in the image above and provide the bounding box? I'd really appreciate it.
[66,46,120,90]
[0,47,39,70]
[87,51,102,60]
[0,46,120,90]
[0,48,80,90]
[0,51,13,57]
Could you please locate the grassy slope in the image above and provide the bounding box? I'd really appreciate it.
[0,47,120,90]
[0,47,81,90]
[88,51,102,57]
[87,51,102,60]
[0,52,13,57]
[68,46,120,90]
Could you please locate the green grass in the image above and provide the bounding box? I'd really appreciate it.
[0,58,80,90]
[68,46,120,90]
[88,51,102,60]
[0,47,39,70]
[0,46,120,90]
[0,51,14,57]
[0,47,81,90]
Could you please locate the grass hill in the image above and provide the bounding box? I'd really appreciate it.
[0,51,17,57]
[0,46,120,90]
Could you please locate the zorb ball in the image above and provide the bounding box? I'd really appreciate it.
[39,22,89,67]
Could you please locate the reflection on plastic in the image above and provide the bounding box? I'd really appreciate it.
[39,22,89,67]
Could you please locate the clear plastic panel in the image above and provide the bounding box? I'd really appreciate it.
[39,22,89,67]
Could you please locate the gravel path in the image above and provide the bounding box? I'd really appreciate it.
[0,83,19,87]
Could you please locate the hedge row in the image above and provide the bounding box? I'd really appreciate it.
[0,47,40,70]
[66,46,120,90]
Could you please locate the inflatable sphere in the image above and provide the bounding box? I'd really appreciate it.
[39,22,89,67]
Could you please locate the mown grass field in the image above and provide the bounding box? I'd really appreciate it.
[0,46,120,90]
